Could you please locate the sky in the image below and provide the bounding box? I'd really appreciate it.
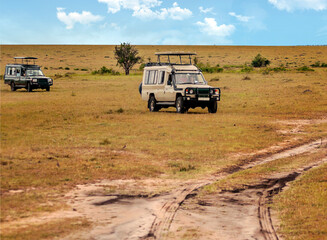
[0,0,327,45]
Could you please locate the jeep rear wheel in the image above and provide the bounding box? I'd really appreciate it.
[11,82,16,91]
[176,96,186,113]
[148,96,159,112]
[208,101,217,113]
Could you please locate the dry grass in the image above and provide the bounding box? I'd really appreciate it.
[0,217,91,240]
[1,45,327,238]
[202,147,327,193]
[1,45,327,75]
[273,163,327,240]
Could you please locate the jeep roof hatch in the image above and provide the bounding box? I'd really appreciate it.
[14,57,38,65]
[155,52,196,65]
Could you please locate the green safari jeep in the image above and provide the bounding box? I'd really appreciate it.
[4,57,53,92]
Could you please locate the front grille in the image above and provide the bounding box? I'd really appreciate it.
[197,88,209,94]
[38,79,48,84]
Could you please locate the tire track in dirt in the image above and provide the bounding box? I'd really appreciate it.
[258,157,327,240]
[147,138,326,240]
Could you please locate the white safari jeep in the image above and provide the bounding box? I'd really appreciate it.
[139,52,221,113]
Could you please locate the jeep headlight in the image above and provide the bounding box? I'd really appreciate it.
[48,79,53,84]
[210,89,214,94]
[32,79,38,83]
[189,89,194,94]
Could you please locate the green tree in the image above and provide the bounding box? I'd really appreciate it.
[114,42,141,75]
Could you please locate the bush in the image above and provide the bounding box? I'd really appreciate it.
[310,61,327,67]
[92,66,120,75]
[297,66,314,72]
[139,63,146,71]
[240,66,253,73]
[251,54,271,67]
[198,63,223,73]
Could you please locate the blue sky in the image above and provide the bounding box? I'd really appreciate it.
[1,0,327,45]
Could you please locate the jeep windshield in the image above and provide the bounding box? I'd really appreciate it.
[174,73,206,85]
[26,69,44,76]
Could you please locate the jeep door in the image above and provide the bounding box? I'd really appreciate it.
[162,73,175,102]
[8,67,20,86]
[155,70,166,101]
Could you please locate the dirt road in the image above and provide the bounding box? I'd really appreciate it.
[3,135,326,239]
[56,138,326,240]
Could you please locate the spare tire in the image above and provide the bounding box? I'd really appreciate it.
[139,83,142,94]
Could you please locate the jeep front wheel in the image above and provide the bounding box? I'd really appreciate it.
[11,82,16,91]
[46,86,50,92]
[208,101,217,113]
[148,96,159,112]
[27,82,32,92]
[176,96,185,113]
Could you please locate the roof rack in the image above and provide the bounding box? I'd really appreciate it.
[14,57,38,65]
[155,52,196,65]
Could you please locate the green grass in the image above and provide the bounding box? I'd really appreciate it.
[273,163,327,240]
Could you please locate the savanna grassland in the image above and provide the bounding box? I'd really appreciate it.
[1,45,327,239]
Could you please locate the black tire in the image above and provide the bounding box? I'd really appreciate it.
[148,96,159,112]
[27,82,32,92]
[176,96,185,113]
[208,101,217,113]
[11,82,16,91]
[139,83,142,95]
[46,86,50,92]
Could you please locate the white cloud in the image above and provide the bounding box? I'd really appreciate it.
[268,0,327,11]
[167,2,192,20]
[199,6,213,14]
[196,18,235,37]
[98,0,162,13]
[229,12,254,22]
[98,0,191,20]
[57,8,103,29]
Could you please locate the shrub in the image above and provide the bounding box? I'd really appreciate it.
[139,63,146,71]
[251,54,271,67]
[297,66,314,72]
[241,66,253,73]
[92,66,120,75]
[65,67,70,70]
[198,62,223,73]
[310,61,327,67]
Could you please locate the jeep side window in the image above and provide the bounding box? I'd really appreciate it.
[147,70,157,85]
[144,70,150,84]
[158,71,165,84]
[16,69,20,77]
[167,74,172,86]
